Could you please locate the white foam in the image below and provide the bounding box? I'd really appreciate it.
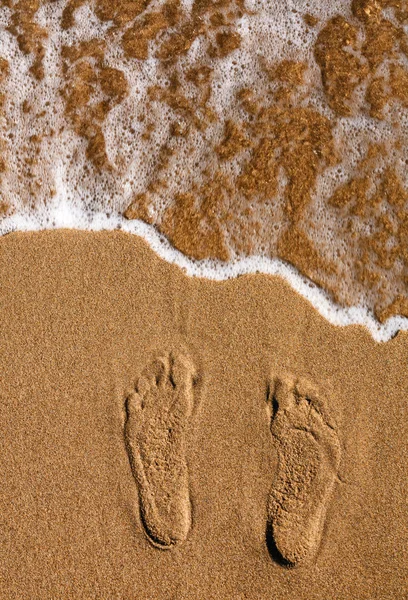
[1,0,408,342]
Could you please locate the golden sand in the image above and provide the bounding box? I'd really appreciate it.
[0,229,407,599]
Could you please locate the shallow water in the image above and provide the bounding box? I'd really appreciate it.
[1,0,408,335]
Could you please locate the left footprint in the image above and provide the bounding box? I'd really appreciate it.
[124,351,197,549]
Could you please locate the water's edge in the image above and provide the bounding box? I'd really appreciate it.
[2,207,407,343]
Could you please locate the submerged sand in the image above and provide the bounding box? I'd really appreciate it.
[0,229,407,599]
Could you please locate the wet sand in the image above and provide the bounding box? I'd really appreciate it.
[0,229,407,599]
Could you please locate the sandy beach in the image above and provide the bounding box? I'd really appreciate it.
[1,229,407,599]
[2,0,408,597]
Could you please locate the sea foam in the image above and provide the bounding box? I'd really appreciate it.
[1,0,408,341]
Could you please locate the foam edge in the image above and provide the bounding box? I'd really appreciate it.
[1,203,407,344]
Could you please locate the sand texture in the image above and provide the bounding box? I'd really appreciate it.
[0,230,407,599]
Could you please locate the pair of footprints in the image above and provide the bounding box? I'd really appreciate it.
[124,352,341,568]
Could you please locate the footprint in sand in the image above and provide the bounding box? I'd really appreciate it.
[266,375,341,568]
[124,351,197,549]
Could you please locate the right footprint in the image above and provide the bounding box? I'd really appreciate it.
[266,375,341,568]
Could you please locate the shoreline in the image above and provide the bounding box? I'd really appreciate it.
[1,223,407,342]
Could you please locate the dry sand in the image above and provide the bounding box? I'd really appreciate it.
[0,229,407,599]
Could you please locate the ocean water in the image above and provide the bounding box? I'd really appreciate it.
[1,0,408,341]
